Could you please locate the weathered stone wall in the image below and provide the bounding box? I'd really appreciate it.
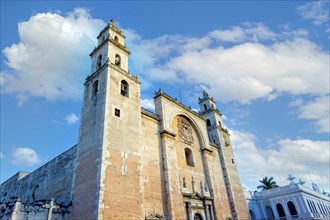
[140,111,164,219]
[0,146,76,205]
[71,63,108,219]
[100,64,143,219]
[219,131,249,220]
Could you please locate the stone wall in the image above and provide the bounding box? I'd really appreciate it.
[0,146,77,219]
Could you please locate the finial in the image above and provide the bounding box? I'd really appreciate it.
[110,18,116,26]
[203,90,209,98]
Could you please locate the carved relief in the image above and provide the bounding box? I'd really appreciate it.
[177,116,194,145]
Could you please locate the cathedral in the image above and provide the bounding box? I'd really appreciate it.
[0,20,248,220]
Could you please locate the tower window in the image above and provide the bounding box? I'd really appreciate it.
[185,148,194,167]
[121,80,129,97]
[231,158,235,164]
[115,108,121,117]
[204,104,207,111]
[206,119,211,127]
[115,54,121,66]
[97,54,102,68]
[114,36,119,42]
[92,81,98,97]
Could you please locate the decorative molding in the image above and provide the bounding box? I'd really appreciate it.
[159,129,176,138]
[177,116,194,145]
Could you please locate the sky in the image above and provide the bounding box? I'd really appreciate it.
[1,1,329,192]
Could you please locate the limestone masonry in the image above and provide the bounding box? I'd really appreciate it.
[1,20,248,220]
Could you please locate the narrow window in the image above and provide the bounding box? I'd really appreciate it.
[182,177,187,188]
[92,81,98,97]
[204,104,207,111]
[206,119,211,127]
[97,55,102,68]
[121,80,129,97]
[231,158,235,164]
[276,203,286,218]
[115,108,120,117]
[287,201,298,218]
[115,54,121,66]
[185,148,194,167]
[114,36,119,42]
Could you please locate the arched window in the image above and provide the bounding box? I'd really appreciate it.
[287,201,298,218]
[97,55,102,68]
[204,104,207,111]
[121,80,129,97]
[206,119,211,127]
[266,205,274,219]
[185,148,194,167]
[92,81,98,97]
[276,203,286,218]
[249,209,256,220]
[114,36,119,42]
[32,184,39,201]
[115,54,121,66]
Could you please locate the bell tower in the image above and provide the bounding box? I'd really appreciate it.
[199,91,248,220]
[72,20,142,219]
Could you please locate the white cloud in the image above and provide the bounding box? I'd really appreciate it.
[126,24,329,104]
[296,95,330,133]
[11,147,41,166]
[231,129,330,191]
[66,113,79,125]
[1,8,106,101]
[297,1,330,25]
[141,98,155,111]
[209,22,276,43]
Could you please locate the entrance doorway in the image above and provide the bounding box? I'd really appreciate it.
[194,213,203,220]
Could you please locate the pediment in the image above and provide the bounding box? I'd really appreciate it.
[191,192,203,199]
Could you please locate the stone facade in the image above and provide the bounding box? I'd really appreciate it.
[1,20,248,220]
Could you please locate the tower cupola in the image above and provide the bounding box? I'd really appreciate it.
[90,19,131,73]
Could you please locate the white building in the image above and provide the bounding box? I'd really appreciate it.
[247,182,330,220]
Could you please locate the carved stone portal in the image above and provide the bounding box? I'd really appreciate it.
[177,117,194,145]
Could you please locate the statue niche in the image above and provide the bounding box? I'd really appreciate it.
[177,116,194,145]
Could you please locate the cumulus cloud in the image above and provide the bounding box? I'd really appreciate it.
[65,113,79,125]
[125,23,329,104]
[1,8,106,101]
[295,95,330,133]
[297,1,330,25]
[231,129,330,191]
[11,147,41,166]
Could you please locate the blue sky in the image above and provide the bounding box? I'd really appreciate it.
[1,1,329,192]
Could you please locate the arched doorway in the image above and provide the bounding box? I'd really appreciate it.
[194,213,203,220]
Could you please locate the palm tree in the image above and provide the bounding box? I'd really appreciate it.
[257,176,279,191]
